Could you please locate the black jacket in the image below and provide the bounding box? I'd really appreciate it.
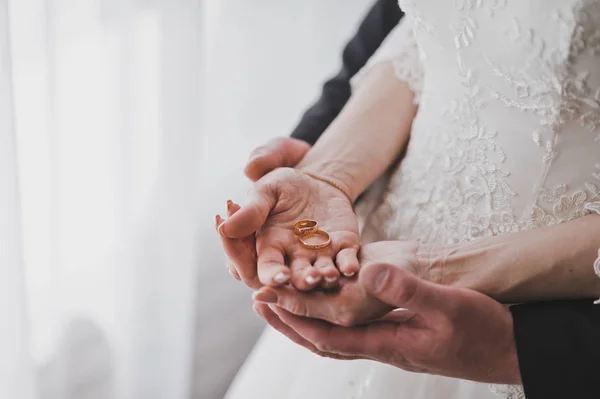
[290,1,600,397]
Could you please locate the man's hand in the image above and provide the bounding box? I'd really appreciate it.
[256,262,523,385]
[251,241,422,326]
[217,137,310,289]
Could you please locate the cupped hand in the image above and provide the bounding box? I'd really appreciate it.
[219,167,360,291]
[252,241,422,326]
[257,263,521,385]
[217,137,310,289]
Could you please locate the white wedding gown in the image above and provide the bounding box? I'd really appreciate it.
[226,0,600,398]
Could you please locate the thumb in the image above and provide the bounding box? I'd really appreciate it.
[244,137,311,182]
[220,183,276,239]
[359,263,448,314]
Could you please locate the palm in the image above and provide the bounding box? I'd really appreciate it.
[226,167,359,290]
[253,240,421,326]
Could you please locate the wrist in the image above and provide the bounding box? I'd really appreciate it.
[418,239,514,299]
[495,311,522,385]
[414,243,462,286]
[296,160,361,203]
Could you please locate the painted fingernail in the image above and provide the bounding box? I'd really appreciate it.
[305,275,321,285]
[229,268,241,281]
[325,276,338,283]
[273,272,290,284]
[218,221,226,237]
[252,289,278,304]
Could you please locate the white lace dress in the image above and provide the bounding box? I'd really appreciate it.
[225,1,600,398]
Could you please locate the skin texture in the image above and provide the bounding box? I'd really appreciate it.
[219,167,360,291]
[256,263,522,385]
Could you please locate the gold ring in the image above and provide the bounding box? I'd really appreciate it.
[293,219,318,236]
[299,229,331,250]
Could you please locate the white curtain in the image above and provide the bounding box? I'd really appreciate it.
[1,0,375,398]
[1,0,203,398]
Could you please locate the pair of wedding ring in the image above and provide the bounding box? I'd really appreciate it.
[293,219,331,250]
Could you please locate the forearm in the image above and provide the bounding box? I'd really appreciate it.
[291,0,403,145]
[296,62,417,202]
[424,213,600,303]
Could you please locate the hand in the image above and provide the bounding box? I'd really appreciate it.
[252,241,422,326]
[217,137,310,289]
[256,262,522,385]
[220,167,360,291]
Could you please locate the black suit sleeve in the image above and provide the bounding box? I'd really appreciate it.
[290,0,403,145]
[510,300,600,399]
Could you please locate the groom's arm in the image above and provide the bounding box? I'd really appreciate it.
[511,301,600,399]
[290,0,403,145]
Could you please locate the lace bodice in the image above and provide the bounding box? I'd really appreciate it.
[361,0,600,248]
[354,1,600,397]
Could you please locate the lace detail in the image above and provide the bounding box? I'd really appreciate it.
[585,201,600,304]
[359,1,600,398]
[489,384,526,399]
[352,11,425,102]
[350,16,424,104]
[390,16,424,103]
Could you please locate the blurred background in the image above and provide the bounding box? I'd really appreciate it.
[0,0,372,398]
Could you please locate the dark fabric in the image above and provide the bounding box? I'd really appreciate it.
[511,300,600,399]
[289,1,600,396]
[290,0,403,145]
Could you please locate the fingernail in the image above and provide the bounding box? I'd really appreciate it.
[229,268,241,281]
[370,265,390,293]
[218,221,226,237]
[325,276,338,283]
[249,150,267,162]
[343,271,356,278]
[305,275,321,285]
[226,200,233,211]
[252,289,278,304]
[273,272,290,284]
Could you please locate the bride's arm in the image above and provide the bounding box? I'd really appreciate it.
[426,212,600,303]
[296,62,416,201]
[295,17,422,202]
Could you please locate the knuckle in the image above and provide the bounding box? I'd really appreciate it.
[314,340,334,354]
[250,145,270,158]
[392,275,418,305]
[283,298,307,317]
[337,310,359,328]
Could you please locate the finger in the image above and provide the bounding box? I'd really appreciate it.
[359,263,447,315]
[376,308,416,323]
[253,285,337,324]
[290,258,321,291]
[226,199,240,217]
[257,247,290,286]
[336,247,360,277]
[227,261,241,281]
[312,256,340,289]
[273,307,394,359]
[244,137,311,182]
[216,212,261,289]
[252,303,360,360]
[220,183,275,239]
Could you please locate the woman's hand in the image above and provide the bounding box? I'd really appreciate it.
[217,137,312,289]
[219,167,360,290]
[252,241,423,326]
